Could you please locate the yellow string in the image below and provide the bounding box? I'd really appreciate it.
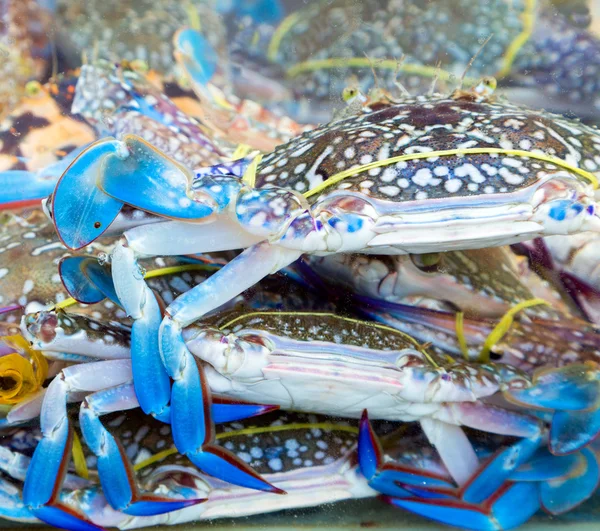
[53,263,221,311]
[478,298,549,362]
[455,312,470,360]
[303,147,598,199]
[286,57,478,87]
[184,2,202,31]
[267,11,304,61]
[230,144,253,160]
[72,430,89,479]
[133,422,358,472]
[242,154,263,188]
[496,0,537,79]
[454,298,550,363]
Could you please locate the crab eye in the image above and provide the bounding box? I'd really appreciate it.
[342,87,357,102]
[410,253,442,272]
[25,81,42,97]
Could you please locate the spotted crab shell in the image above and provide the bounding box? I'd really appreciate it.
[255,94,600,204]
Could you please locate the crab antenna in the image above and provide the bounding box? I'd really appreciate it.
[363,52,381,91]
[393,55,411,98]
[50,32,58,81]
[459,34,493,89]
[429,61,442,96]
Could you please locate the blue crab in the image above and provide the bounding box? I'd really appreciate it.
[5,408,595,531]
[43,89,600,524]
[14,300,600,531]
[213,0,600,122]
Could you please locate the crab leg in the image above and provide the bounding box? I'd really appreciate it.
[22,360,132,530]
[79,384,206,518]
[158,242,299,492]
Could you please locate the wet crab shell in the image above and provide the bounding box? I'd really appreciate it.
[255,94,600,202]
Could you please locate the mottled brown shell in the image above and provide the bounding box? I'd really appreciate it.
[256,94,600,204]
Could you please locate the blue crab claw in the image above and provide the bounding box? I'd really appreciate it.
[23,424,104,531]
[505,363,600,412]
[60,256,121,308]
[80,402,204,518]
[52,138,125,250]
[163,322,283,493]
[510,448,581,481]
[549,408,600,455]
[540,448,600,515]
[59,257,109,305]
[386,482,541,531]
[173,28,218,87]
[211,396,279,424]
[358,410,455,498]
[99,135,214,221]
[461,434,542,504]
[80,259,121,307]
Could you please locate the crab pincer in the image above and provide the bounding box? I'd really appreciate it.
[358,411,600,531]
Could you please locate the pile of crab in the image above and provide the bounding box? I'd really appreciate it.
[5,3,600,531]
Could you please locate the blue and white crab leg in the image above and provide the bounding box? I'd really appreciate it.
[22,360,133,530]
[157,242,299,492]
[79,382,206,518]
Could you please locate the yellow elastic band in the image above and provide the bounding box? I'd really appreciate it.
[184,2,202,31]
[72,430,89,479]
[53,263,221,311]
[267,11,303,61]
[303,147,598,199]
[133,422,358,472]
[455,312,470,361]
[242,154,263,188]
[478,298,549,362]
[231,144,253,160]
[496,0,536,78]
[286,57,478,87]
